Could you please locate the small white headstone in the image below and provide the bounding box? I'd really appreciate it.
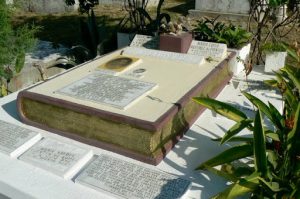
[0,120,41,158]
[56,72,157,110]
[124,47,205,65]
[188,41,227,59]
[19,138,93,179]
[76,155,191,199]
[130,34,159,49]
[265,52,287,73]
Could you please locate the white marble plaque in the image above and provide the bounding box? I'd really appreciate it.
[0,120,41,158]
[76,155,191,199]
[188,40,227,59]
[130,34,159,49]
[124,47,205,65]
[19,138,93,179]
[56,73,157,109]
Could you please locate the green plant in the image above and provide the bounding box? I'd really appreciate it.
[193,17,225,43]
[0,0,39,96]
[193,44,300,198]
[193,18,251,49]
[214,25,252,49]
[261,42,286,53]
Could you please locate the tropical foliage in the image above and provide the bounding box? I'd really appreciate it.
[0,0,39,96]
[193,18,252,49]
[193,43,300,198]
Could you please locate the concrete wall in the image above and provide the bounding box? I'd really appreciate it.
[195,0,251,15]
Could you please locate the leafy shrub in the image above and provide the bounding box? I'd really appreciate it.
[0,0,39,96]
[193,17,252,49]
[193,43,300,198]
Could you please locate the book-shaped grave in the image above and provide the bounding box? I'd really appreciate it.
[188,40,227,60]
[0,120,41,158]
[96,55,142,74]
[56,73,157,110]
[76,154,191,199]
[17,48,233,165]
[19,138,93,179]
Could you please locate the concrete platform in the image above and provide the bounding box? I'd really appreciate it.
[0,65,282,199]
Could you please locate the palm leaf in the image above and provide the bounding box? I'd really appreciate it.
[253,110,268,177]
[243,92,272,121]
[266,132,280,141]
[268,102,284,130]
[258,177,281,192]
[285,45,300,62]
[193,97,247,122]
[196,144,253,170]
[213,137,253,143]
[212,172,260,199]
[221,119,253,144]
[204,165,238,182]
[282,66,300,92]
[264,79,278,87]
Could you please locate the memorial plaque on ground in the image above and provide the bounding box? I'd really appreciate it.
[188,41,227,59]
[0,120,41,158]
[130,34,159,49]
[56,72,157,110]
[76,154,191,199]
[19,138,93,179]
[124,47,205,65]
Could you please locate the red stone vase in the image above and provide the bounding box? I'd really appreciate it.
[159,32,193,53]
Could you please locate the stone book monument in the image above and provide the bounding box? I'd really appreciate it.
[17,47,233,165]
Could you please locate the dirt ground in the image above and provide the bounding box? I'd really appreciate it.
[12,0,300,56]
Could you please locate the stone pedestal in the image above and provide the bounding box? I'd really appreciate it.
[159,33,193,53]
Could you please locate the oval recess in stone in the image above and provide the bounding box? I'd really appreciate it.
[133,68,146,74]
